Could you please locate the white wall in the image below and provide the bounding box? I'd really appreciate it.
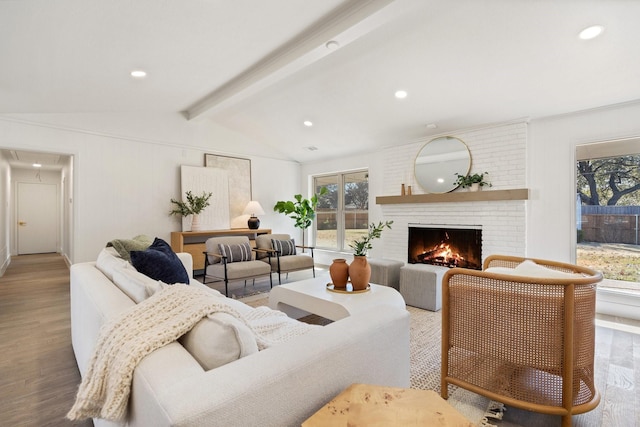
[2,101,639,267]
[302,121,528,266]
[61,155,74,263]
[0,113,301,263]
[303,102,640,267]
[528,101,640,263]
[0,152,10,274]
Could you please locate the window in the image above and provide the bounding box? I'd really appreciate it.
[314,170,369,251]
[576,138,640,292]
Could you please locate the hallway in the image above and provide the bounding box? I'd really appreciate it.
[0,254,91,427]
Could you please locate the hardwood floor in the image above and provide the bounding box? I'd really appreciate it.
[1,253,639,426]
[0,254,91,427]
[496,314,640,426]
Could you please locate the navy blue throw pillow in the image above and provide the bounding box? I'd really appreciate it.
[130,237,190,284]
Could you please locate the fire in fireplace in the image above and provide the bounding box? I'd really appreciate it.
[408,224,482,270]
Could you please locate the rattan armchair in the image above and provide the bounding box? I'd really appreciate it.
[441,255,602,427]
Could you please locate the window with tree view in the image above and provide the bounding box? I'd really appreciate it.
[576,139,640,292]
[314,171,369,251]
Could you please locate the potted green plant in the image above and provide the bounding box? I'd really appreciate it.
[170,190,212,231]
[454,172,492,191]
[273,187,328,248]
[348,220,393,290]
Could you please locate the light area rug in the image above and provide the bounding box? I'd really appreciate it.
[240,294,492,426]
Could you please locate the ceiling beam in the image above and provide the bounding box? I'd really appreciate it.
[184,0,400,120]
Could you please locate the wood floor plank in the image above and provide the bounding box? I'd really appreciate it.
[0,254,92,427]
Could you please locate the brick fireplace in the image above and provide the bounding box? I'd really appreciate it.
[377,121,528,264]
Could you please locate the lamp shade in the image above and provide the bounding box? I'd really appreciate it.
[243,201,265,216]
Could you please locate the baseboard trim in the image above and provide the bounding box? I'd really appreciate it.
[597,287,640,321]
[0,255,10,277]
[61,252,72,268]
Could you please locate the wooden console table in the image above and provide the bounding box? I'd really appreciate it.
[170,228,271,271]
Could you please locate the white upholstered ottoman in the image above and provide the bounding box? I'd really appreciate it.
[399,264,447,311]
[368,258,404,290]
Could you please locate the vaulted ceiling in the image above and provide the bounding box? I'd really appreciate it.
[2,0,639,163]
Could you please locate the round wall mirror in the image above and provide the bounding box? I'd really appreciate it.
[414,136,471,193]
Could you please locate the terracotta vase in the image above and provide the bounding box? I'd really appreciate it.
[349,256,371,291]
[329,258,349,288]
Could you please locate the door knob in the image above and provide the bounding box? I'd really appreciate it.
[18,221,27,226]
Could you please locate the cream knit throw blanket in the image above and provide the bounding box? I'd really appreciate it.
[67,283,318,422]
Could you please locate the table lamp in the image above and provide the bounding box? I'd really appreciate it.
[243,200,265,230]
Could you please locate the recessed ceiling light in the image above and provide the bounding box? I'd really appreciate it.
[395,90,408,99]
[426,123,438,129]
[130,70,147,78]
[33,163,42,168]
[579,25,604,40]
[303,120,313,127]
[325,40,340,50]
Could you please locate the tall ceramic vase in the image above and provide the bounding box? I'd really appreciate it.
[191,214,201,231]
[349,256,371,291]
[329,259,349,289]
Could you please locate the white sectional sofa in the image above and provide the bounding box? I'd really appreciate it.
[70,248,410,427]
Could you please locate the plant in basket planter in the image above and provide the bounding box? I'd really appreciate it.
[347,221,393,291]
[169,191,212,231]
[454,172,492,191]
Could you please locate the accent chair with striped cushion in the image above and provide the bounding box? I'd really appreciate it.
[255,233,315,284]
[203,236,272,296]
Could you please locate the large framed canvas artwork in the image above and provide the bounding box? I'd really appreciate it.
[204,154,252,229]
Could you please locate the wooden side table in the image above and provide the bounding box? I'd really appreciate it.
[302,383,473,427]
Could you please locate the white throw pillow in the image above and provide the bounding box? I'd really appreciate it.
[112,264,158,303]
[484,266,520,275]
[96,247,128,281]
[514,260,583,279]
[146,280,167,297]
[486,260,583,279]
[180,313,258,370]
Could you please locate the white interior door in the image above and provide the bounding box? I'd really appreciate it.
[17,182,58,254]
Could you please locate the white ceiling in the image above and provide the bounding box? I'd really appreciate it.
[2,0,640,163]
[0,149,65,171]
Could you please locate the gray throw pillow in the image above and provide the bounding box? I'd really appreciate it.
[272,239,296,256]
[106,234,153,261]
[218,242,252,263]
